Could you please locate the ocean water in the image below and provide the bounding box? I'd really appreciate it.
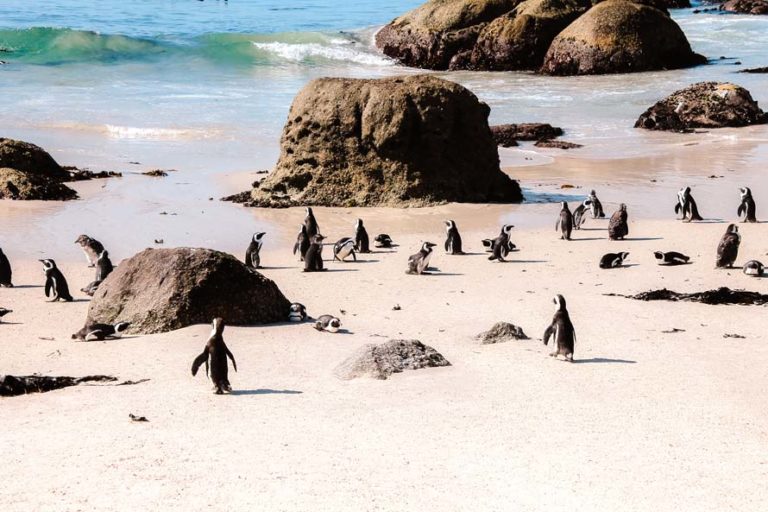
[2,0,768,173]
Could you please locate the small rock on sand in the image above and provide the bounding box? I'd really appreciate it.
[334,339,450,380]
[476,322,530,344]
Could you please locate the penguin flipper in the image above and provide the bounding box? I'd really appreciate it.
[226,347,237,372]
[444,238,450,253]
[191,351,208,376]
[45,277,52,298]
[543,324,554,346]
[737,203,745,218]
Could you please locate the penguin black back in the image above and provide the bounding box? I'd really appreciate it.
[191,318,237,394]
[304,207,319,238]
[543,294,575,362]
[556,202,573,240]
[246,232,266,269]
[444,220,464,255]
[608,204,629,240]
[738,187,757,223]
[40,259,73,302]
[293,225,310,261]
[355,219,370,253]
[304,234,327,272]
[0,247,12,287]
[716,224,740,268]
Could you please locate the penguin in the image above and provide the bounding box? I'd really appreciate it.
[488,225,515,262]
[303,234,327,272]
[293,225,310,262]
[0,247,12,287]
[599,252,629,269]
[742,260,764,277]
[0,308,12,322]
[608,204,629,240]
[737,187,757,223]
[407,242,436,275]
[314,314,341,333]
[482,236,516,254]
[40,259,73,302]
[572,201,588,230]
[444,220,464,255]
[674,186,703,222]
[542,294,575,362]
[654,251,690,265]
[304,207,319,238]
[716,224,740,268]
[333,237,357,262]
[74,235,105,267]
[81,250,114,296]
[288,303,308,322]
[374,234,393,248]
[245,232,266,269]
[586,190,605,218]
[555,201,573,240]
[355,219,370,253]
[191,317,237,395]
[71,322,131,341]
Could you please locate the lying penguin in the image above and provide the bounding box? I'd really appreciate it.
[71,322,131,341]
[288,303,308,322]
[314,315,341,333]
[599,252,629,269]
[743,260,764,277]
[654,251,690,265]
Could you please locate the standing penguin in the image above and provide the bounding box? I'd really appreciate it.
[304,207,319,238]
[716,224,740,268]
[74,235,105,267]
[81,250,114,296]
[556,202,573,240]
[675,186,703,222]
[586,190,605,218]
[304,234,327,272]
[293,225,310,262]
[407,242,436,275]
[608,204,629,240]
[599,252,629,269]
[191,317,237,395]
[444,220,464,255]
[488,225,514,262]
[355,219,370,253]
[737,187,757,223]
[245,232,266,269]
[40,259,73,302]
[374,234,393,248]
[333,237,357,262]
[543,294,575,362]
[0,247,12,287]
[572,201,588,230]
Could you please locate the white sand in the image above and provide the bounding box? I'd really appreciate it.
[2,214,767,511]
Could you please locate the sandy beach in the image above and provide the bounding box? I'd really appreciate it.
[2,209,767,511]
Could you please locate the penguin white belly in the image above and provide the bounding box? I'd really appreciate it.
[420,252,432,272]
[337,244,354,261]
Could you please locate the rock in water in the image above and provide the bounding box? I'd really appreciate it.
[720,0,768,14]
[374,0,520,70]
[541,0,705,75]
[0,138,78,200]
[249,75,522,207]
[469,0,591,70]
[635,82,767,132]
[476,322,530,344]
[334,339,451,380]
[490,123,563,146]
[85,248,291,334]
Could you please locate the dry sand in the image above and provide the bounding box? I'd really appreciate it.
[2,208,767,510]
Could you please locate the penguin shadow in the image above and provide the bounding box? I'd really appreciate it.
[314,268,360,273]
[452,252,486,256]
[335,259,380,264]
[689,219,726,224]
[230,389,303,396]
[0,321,22,325]
[422,268,464,276]
[573,357,637,364]
[256,266,296,270]
[9,285,43,289]
[570,237,604,242]
[509,259,547,264]
[624,237,664,242]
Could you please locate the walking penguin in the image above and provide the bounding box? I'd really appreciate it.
[543,294,575,362]
[191,317,237,395]
[40,259,73,302]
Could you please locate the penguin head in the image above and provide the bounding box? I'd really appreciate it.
[583,198,592,207]
[561,201,569,210]
[356,218,363,228]
[683,186,691,195]
[589,190,597,197]
[75,235,89,246]
[445,220,455,230]
[253,232,266,242]
[99,250,109,259]
[619,203,627,212]
[553,294,566,310]
[299,224,307,236]
[502,224,514,235]
[422,242,436,252]
[327,317,341,332]
[211,317,225,335]
[654,251,664,260]
[740,187,751,197]
[39,259,56,270]
[114,322,131,335]
[619,252,630,261]
[305,207,314,218]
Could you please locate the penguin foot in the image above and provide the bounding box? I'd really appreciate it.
[549,352,557,357]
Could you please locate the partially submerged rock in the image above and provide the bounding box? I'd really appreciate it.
[720,0,768,14]
[739,66,768,73]
[609,287,768,305]
[0,138,69,180]
[541,0,705,75]
[534,139,583,149]
[1,374,117,397]
[635,82,767,132]
[334,339,451,380]
[86,248,291,334]
[0,167,78,200]
[490,123,563,147]
[247,75,522,207]
[476,322,530,344]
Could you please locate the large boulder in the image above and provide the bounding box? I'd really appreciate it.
[334,339,451,380]
[0,138,78,200]
[374,0,521,70]
[85,248,291,334]
[0,167,78,200]
[541,0,706,75]
[249,75,522,207]
[635,82,767,132]
[469,0,591,70]
[720,0,768,14]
